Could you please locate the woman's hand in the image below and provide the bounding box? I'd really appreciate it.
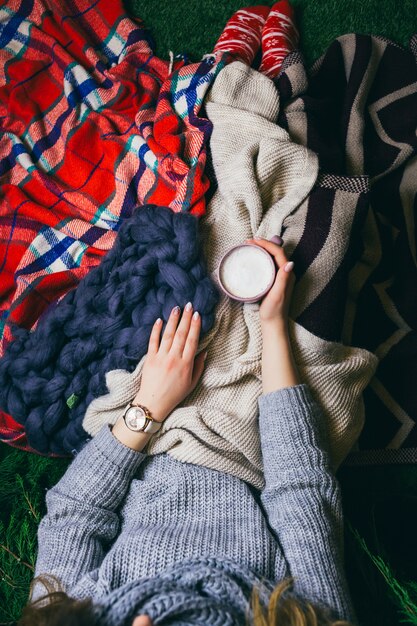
[246,236,300,392]
[245,236,295,325]
[132,303,207,422]
[112,302,206,451]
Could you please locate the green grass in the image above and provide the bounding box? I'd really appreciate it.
[339,464,417,625]
[125,0,417,66]
[2,0,417,623]
[0,447,69,624]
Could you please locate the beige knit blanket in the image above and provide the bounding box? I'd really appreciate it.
[83,61,378,490]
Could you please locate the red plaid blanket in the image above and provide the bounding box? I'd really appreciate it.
[0,0,229,451]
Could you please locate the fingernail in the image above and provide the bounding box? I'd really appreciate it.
[203,351,208,360]
[185,302,193,311]
[254,235,262,240]
[284,261,294,273]
[172,305,180,315]
[193,311,200,320]
[155,317,162,325]
[270,235,283,246]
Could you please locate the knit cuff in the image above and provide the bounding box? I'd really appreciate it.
[258,383,319,424]
[91,423,147,472]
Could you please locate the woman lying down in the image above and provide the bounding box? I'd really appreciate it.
[18,238,357,626]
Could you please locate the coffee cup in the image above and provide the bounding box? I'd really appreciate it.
[216,243,276,303]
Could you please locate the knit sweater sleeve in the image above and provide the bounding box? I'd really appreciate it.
[258,384,357,625]
[34,424,147,595]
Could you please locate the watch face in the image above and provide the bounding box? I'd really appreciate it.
[125,407,147,431]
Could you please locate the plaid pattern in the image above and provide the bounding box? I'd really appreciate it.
[276,35,417,465]
[0,0,229,451]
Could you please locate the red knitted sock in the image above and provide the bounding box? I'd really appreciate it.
[259,0,299,78]
[213,5,270,66]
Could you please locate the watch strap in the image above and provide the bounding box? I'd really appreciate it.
[141,416,162,434]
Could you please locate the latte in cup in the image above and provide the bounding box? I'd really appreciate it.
[217,244,276,303]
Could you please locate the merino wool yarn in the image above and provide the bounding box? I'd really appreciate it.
[0,205,219,454]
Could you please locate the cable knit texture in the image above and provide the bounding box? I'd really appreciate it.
[34,385,357,625]
[0,205,218,454]
[83,61,378,489]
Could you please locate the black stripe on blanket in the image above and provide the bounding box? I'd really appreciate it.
[284,172,370,343]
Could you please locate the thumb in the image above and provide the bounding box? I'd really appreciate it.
[278,262,296,317]
[190,351,207,390]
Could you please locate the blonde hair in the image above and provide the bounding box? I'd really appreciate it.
[248,577,353,626]
[19,575,354,626]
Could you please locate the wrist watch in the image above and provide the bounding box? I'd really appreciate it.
[122,403,162,434]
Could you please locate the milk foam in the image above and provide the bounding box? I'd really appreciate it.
[220,246,274,298]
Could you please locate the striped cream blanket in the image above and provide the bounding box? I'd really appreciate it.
[276,34,417,465]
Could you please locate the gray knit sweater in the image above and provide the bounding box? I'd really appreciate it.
[34,384,357,624]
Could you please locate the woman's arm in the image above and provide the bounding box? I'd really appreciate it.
[247,236,357,624]
[35,424,147,592]
[260,318,300,392]
[258,380,356,623]
[35,303,206,594]
[245,235,299,394]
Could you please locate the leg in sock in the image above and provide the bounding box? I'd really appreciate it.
[213,5,270,66]
[259,0,299,78]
